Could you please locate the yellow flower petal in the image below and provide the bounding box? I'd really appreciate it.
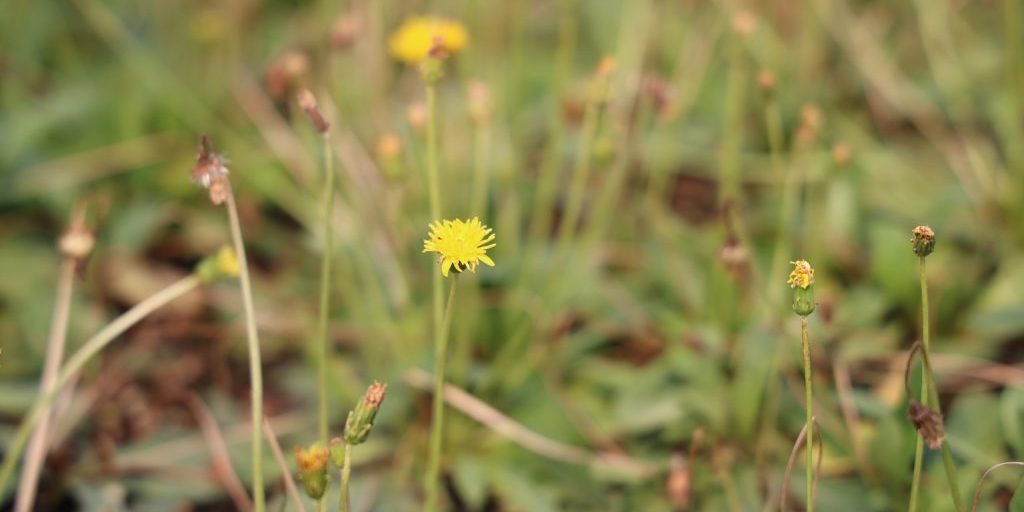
[422,217,496,277]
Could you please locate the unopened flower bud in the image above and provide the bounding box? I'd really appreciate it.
[265,51,309,100]
[343,381,387,445]
[294,443,330,499]
[666,452,691,510]
[406,102,427,132]
[788,260,816,316]
[468,81,492,126]
[757,69,776,95]
[196,246,240,282]
[911,225,935,257]
[59,221,95,262]
[297,88,330,135]
[330,14,362,51]
[908,400,945,449]
[732,10,758,38]
[375,133,403,179]
[832,142,852,169]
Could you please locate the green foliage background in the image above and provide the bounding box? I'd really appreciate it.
[2,0,1024,510]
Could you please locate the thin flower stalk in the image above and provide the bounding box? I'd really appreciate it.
[313,129,335,512]
[339,443,352,512]
[424,278,458,512]
[788,259,817,512]
[908,226,962,512]
[16,208,91,512]
[419,219,496,512]
[195,135,268,512]
[0,275,202,492]
[554,57,614,257]
[225,186,267,512]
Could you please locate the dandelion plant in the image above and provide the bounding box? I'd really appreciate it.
[788,259,817,512]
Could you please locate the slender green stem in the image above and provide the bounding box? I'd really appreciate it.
[527,0,576,244]
[314,135,335,512]
[909,257,928,511]
[16,258,76,512]
[425,83,442,221]
[801,316,815,512]
[422,73,449,512]
[916,297,965,512]
[471,123,491,218]
[317,134,335,446]
[225,187,265,512]
[0,276,201,493]
[554,91,601,257]
[424,278,458,512]
[911,256,965,511]
[339,443,352,512]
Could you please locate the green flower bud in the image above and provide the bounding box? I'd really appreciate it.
[196,246,240,283]
[343,382,387,446]
[294,443,330,500]
[329,437,347,468]
[911,225,935,257]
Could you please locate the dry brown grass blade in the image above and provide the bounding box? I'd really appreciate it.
[186,394,254,512]
[780,417,823,512]
[263,416,307,512]
[404,368,660,478]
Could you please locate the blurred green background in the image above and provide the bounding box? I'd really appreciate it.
[2,0,1024,510]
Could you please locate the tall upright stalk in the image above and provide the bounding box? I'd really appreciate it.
[225,187,266,512]
[316,134,335,446]
[422,69,446,512]
[15,258,76,512]
[425,278,458,512]
[0,276,202,493]
[910,254,965,512]
[801,317,815,512]
[315,133,336,512]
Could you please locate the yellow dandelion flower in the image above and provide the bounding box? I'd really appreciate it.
[787,260,815,289]
[388,16,468,64]
[423,217,495,277]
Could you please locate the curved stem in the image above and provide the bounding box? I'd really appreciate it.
[339,443,353,512]
[226,187,265,512]
[971,461,1024,512]
[801,316,815,512]
[0,275,201,493]
[424,278,458,512]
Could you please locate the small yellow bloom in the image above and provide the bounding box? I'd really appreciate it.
[787,260,814,289]
[388,16,468,64]
[294,444,329,473]
[423,217,495,277]
[216,246,240,278]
